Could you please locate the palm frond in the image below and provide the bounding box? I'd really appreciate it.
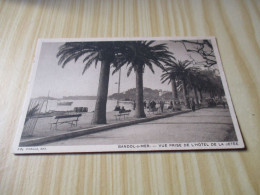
[82,56,97,74]
[127,66,134,77]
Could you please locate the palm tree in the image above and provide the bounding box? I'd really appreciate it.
[161,61,179,104]
[186,69,202,105]
[193,72,206,102]
[193,70,214,102]
[57,41,128,124]
[112,41,175,118]
[163,60,196,109]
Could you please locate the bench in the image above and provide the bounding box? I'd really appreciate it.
[114,112,130,120]
[50,114,82,130]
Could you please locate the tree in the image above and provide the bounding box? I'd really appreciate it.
[192,71,209,102]
[191,69,225,101]
[113,41,175,118]
[161,61,179,104]
[173,40,217,68]
[57,42,128,124]
[163,60,197,108]
[203,70,224,98]
[186,69,203,105]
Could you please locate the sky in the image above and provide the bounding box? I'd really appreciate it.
[31,40,211,98]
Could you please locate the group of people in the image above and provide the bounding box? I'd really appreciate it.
[132,99,181,113]
[132,98,197,112]
[146,100,165,113]
[114,105,131,113]
[131,100,160,111]
[131,100,165,112]
[115,97,227,115]
[147,100,156,110]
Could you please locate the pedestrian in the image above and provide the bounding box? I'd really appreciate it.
[222,101,226,109]
[191,98,196,112]
[143,101,147,109]
[168,100,173,110]
[160,100,165,113]
[175,100,181,111]
[151,100,156,109]
[133,100,136,110]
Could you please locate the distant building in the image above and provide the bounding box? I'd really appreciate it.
[159,90,168,97]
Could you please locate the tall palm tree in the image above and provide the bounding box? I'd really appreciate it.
[56,41,127,124]
[186,69,202,105]
[193,70,212,102]
[163,60,196,108]
[112,41,175,118]
[161,61,179,104]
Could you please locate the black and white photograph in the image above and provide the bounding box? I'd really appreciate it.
[13,37,245,153]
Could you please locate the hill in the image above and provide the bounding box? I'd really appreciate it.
[109,88,172,101]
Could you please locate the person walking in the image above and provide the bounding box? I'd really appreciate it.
[191,98,196,112]
[160,100,165,113]
[133,100,136,110]
[222,100,226,109]
[169,100,173,109]
[143,101,147,109]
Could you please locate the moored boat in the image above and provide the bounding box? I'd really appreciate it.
[118,100,134,104]
[57,101,73,106]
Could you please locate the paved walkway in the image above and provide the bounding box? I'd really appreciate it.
[44,108,237,146]
[21,108,181,142]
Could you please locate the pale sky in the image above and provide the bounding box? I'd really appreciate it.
[31,40,208,98]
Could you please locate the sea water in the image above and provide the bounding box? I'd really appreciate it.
[41,100,134,113]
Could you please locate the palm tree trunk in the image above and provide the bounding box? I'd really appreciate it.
[193,86,199,105]
[171,78,178,104]
[92,60,111,124]
[135,65,146,118]
[199,89,203,101]
[182,80,190,109]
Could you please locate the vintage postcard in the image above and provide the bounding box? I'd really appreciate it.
[13,37,245,154]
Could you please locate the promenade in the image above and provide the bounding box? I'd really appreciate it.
[44,108,236,146]
[19,106,236,146]
[20,107,190,146]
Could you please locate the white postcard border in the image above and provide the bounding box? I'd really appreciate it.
[13,36,245,154]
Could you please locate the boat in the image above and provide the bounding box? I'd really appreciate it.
[57,101,73,106]
[118,100,134,104]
